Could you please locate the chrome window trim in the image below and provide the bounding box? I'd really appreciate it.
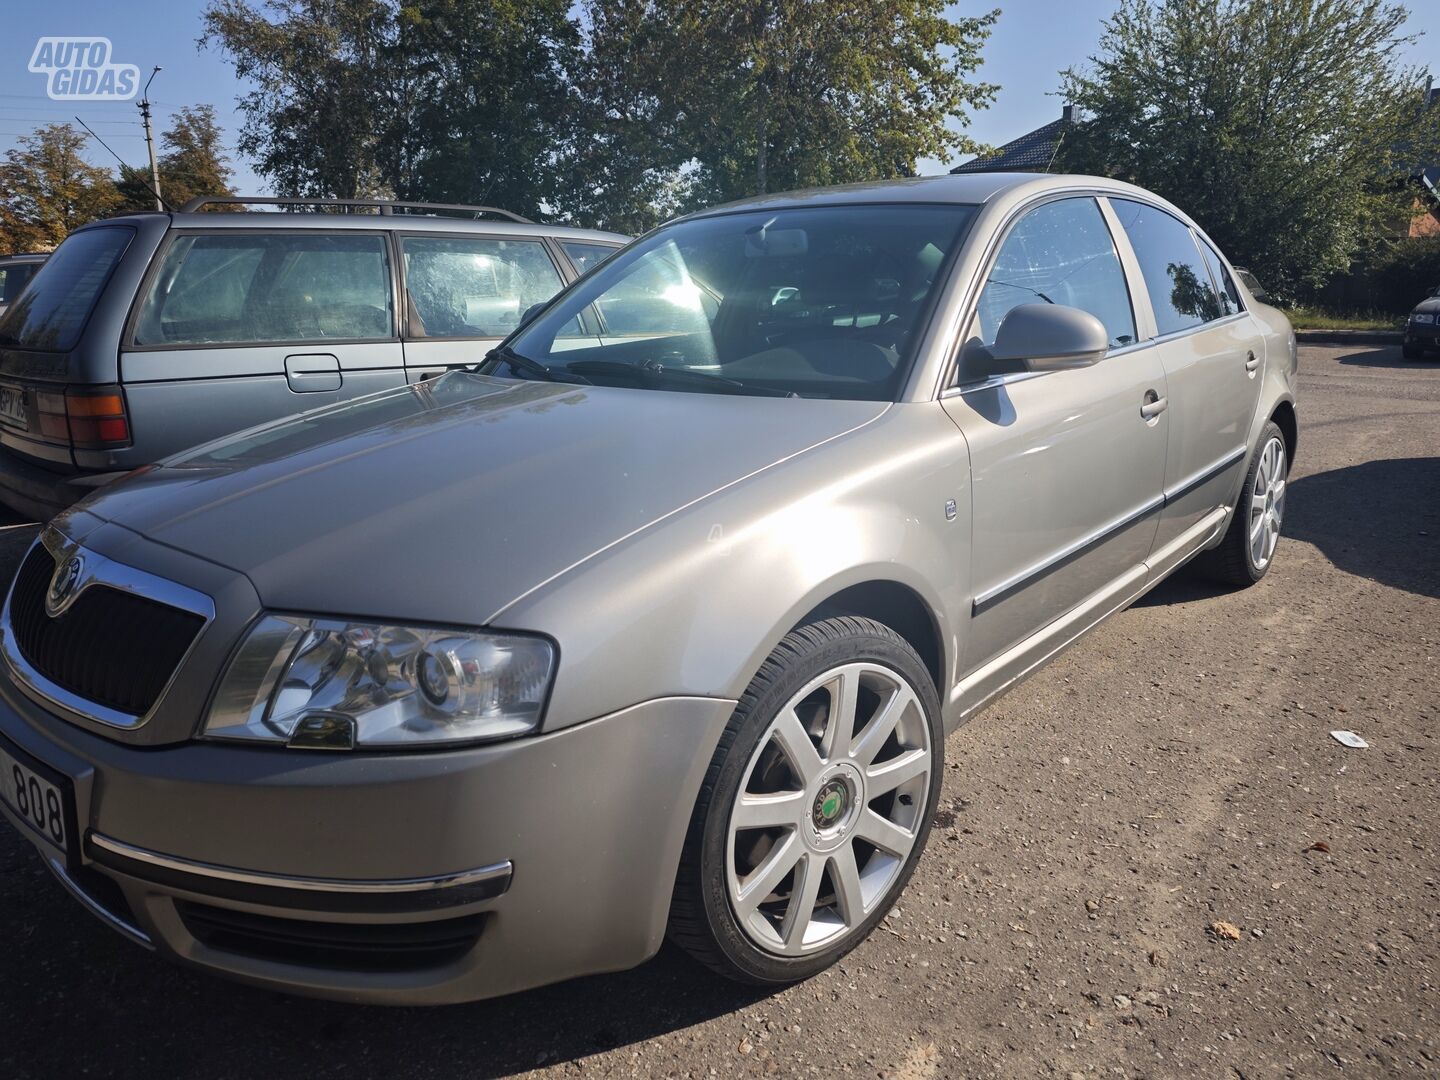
[0,528,215,731]
[89,832,513,897]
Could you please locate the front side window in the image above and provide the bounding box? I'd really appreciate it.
[1111,199,1222,336]
[0,228,133,352]
[498,203,976,400]
[970,197,1136,352]
[133,232,393,346]
[402,235,564,339]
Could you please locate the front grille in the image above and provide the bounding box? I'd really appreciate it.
[7,544,205,716]
[178,902,486,973]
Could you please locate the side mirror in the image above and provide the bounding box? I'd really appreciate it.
[519,302,547,327]
[988,303,1109,371]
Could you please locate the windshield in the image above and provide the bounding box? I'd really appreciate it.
[492,203,976,400]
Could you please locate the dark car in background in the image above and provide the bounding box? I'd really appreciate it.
[0,254,47,320]
[0,197,627,520]
[1404,284,1440,359]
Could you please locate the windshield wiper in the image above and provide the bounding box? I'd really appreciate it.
[564,359,793,397]
[479,344,592,385]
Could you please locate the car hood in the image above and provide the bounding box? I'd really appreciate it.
[78,373,887,625]
[1413,296,1440,315]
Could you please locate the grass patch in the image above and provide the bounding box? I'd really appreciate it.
[1287,306,1403,331]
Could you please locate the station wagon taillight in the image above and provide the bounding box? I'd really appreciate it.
[35,386,132,449]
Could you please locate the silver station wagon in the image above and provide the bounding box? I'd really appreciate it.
[0,173,1297,1004]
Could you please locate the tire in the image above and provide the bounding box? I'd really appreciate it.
[1402,342,1422,360]
[668,615,943,985]
[1191,420,1289,587]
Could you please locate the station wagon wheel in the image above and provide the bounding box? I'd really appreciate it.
[668,616,943,984]
[1193,419,1289,587]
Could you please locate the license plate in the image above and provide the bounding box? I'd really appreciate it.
[0,736,73,858]
[0,385,25,427]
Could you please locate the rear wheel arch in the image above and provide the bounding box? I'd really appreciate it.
[1270,399,1297,466]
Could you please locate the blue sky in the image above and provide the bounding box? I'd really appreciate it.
[2,1,1436,201]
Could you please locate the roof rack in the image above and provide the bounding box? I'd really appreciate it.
[178,196,535,223]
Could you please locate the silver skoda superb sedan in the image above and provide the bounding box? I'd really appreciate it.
[0,173,1296,1004]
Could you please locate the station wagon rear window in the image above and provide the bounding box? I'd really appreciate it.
[0,227,133,353]
[132,232,393,347]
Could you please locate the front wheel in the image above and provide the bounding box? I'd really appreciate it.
[1192,421,1289,587]
[668,616,943,984]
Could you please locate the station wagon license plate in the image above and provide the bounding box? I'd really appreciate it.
[0,736,73,858]
[0,385,25,428]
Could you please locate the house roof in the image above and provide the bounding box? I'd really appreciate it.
[950,115,1070,175]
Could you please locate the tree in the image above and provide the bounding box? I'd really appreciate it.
[0,124,121,254]
[1057,0,1440,295]
[117,105,236,212]
[202,0,396,199]
[202,0,580,217]
[561,0,1000,230]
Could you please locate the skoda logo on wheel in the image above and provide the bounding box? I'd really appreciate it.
[46,553,84,614]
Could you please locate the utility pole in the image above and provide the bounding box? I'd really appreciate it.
[138,66,162,212]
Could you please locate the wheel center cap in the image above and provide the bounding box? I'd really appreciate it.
[814,780,848,828]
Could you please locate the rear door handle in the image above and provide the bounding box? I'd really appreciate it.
[1140,392,1168,420]
[1245,351,1260,374]
[285,353,342,393]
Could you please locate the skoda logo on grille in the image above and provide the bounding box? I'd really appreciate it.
[46,552,85,615]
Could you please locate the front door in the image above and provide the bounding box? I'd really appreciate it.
[941,196,1169,674]
[1106,200,1265,552]
[122,229,404,460]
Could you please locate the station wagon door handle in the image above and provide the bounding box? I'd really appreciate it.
[1245,351,1260,374]
[1140,393,1169,420]
[285,354,342,393]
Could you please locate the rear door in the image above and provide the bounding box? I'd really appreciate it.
[1106,199,1264,553]
[398,233,584,380]
[122,229,404,461]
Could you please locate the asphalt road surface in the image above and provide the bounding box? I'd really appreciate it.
[2,344,1436,1079]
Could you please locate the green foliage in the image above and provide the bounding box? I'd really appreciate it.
[562,0,1000,231]
[202,0,999,230]
[1285,305,1403,331]
[117,105,237,212]
[1057,0,1440,295]
[202,0,580,217]
[0,124,121,254]
[1368,235,1440,308]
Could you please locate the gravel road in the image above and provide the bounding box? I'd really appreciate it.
[2,344,1436,1079]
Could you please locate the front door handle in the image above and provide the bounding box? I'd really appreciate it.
[1245,351,1260,374]
[1140,391,1168,420]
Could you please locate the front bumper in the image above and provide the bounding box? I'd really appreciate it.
[0,679,732,1004]
[1405,319,1440,348]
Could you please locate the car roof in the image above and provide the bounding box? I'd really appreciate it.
[681,171,1187,219]
[79,211,629,245]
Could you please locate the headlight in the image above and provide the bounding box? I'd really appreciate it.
[203,615,555,749]
[1413,312,1435,323]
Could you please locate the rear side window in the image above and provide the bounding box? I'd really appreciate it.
[133,232,393,347]
[0,228,133,352]
[401,235,564,338]
[0,262,40,305]
[1110,199,1223,335]
[971,197,1137,351]
[1196,240,1242,317]
[561,241,620,275]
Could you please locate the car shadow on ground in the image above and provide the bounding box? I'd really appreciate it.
[2,857,775,1079]
[1335,346,1430,369]
[1140,457,1440,606]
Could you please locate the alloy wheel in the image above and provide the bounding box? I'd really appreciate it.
[1248,435,1287,571]
[724,662,933,956]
